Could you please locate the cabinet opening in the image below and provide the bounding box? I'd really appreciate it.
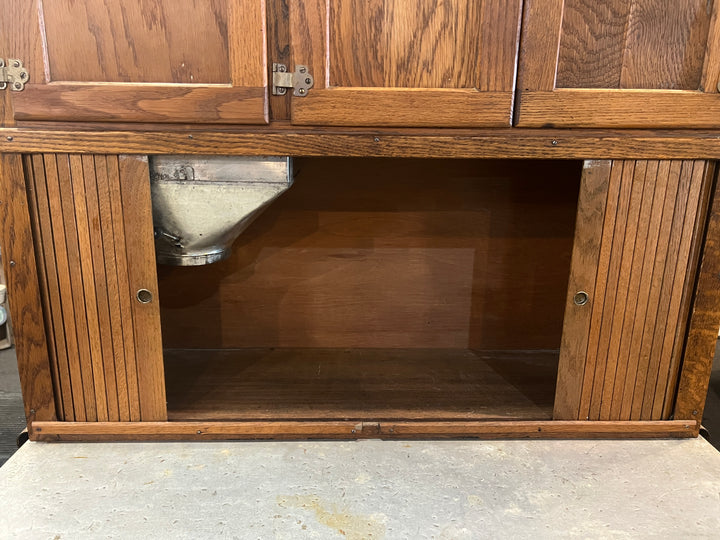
[157,158,583,422]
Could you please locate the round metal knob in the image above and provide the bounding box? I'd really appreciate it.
[573,291,589,306]
[136,289,153,304]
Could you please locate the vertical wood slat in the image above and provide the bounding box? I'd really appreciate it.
[556,159,712,421]
[23,155,66,420]
[24,153,167,423]
[554,161,612,420]
[0,154,56,422]
[118,156,167,421]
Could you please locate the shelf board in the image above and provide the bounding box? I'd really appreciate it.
[164,348,558,422]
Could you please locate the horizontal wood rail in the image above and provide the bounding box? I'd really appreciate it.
[4,128,720,159]
[30,420,698,441]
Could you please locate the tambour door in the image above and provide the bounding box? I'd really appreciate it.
[24,154,166,422]
[555,159,715,421]
[517,0,720,128]
[1,0,267,124]
[287,0,523,127]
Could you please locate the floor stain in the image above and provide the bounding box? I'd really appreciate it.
[277,494,385,539]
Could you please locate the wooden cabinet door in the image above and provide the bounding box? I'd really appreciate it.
[24,153,166,422]
[555,159,714,421]
[517,0,720,128]
[288,0,522,127]
[2,0,267,124]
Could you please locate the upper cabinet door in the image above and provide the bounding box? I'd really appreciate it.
[517,0,720,128]
[288,0,523,127]
[3,0,268,124]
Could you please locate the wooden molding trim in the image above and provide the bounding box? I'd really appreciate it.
[30,419,697,441]
[6,128,720,159]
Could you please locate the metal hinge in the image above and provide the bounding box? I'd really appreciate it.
[272,63,313,97]
[0,59,28,91]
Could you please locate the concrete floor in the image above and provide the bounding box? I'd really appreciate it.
[1,438,719,538]
[2,346,720,537]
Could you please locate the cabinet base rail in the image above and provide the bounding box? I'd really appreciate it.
[29,420,698,441]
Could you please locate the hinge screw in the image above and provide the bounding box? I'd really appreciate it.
[278,65,286,73]
[298,88,306,95]
[13,82,21,90]
[693,410,698,415]
[12,61,19,68]
[299,67,306,74]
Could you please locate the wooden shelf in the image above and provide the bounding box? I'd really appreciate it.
[164,348,558,422]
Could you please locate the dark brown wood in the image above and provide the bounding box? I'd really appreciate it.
[4,0,269,125]
[0,154,56,422]
[158,158,579,350]
[29,419,697,441]
[553,161,611,420]
[268,0,292,120]
[674,166,720,427]
[164,348,557,422]
[289,0,522,127]
[117,156,167,421]
[517,0,720,128]
[10,129,720,159]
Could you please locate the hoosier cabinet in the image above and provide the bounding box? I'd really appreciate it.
[1,0,720,441]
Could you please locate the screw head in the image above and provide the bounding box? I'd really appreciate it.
[20,72,27,79]
[14,82,21,89]
[6,136,13,141]
[305,77,312,84]
[374,137,380,143]
[9,261,16,267]
[298,88,306,95]
[551,139,559,146]
[299,67,306,74]
[12,61,19,68]
[278,65,286,73]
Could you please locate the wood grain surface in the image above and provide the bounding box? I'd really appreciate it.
[158,158,579,351]
[9,128,720,159]
[0,154,56,422]
[24,154,166,422]
[29,419,697,441]
[675,166,720,426]
[517,0,720,128]
[289,0,521,127]
[164,349,558,422]
[559,159,712,421]
[3,0,268,125]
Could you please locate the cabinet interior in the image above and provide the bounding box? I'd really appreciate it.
[156,158,583,422]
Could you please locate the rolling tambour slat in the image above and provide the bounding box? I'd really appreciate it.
[555,159,713,421]
[23,153,167,422]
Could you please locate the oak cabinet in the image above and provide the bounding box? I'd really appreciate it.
[1,0,268,124]
[517,0,720,128]
[287,0,523,127]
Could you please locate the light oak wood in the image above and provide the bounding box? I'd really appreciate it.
[10,129,720,159]
[557,159,713,421]
[0,154,56,422]
[29,420,697,441]
[517,0,720,128]
[553,161,611,420]
[4,0,269,125]
[24,153,167,422]
[289,0,522,127]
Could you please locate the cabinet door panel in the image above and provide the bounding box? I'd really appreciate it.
[289,0,522,127]
[555,159,713,421]
[517,0,720,127]
[24,153,166,422]
[3,0,268,124]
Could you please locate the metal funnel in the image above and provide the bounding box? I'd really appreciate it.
[149,156,293,266]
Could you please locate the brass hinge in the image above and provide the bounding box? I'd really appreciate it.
[0,59,28,91]
[272,63,313,97]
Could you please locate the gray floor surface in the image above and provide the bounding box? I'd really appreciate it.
[1,437,720,538]
[2,346,720,538]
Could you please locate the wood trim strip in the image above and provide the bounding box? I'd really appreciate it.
[23,154,65,420]
[291,89,513,127]
[29,420,697,441]
[9,129,720,159]
[107,156,141,422]
[118,156,167,422]
[517,91,720,128]
[515,0,565,93]
[42,154,86,421]
[553,160,611,420]
[674,167,720,423]
[0,153,56,422]
[12,85,268,124]
[662,162,716,418]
